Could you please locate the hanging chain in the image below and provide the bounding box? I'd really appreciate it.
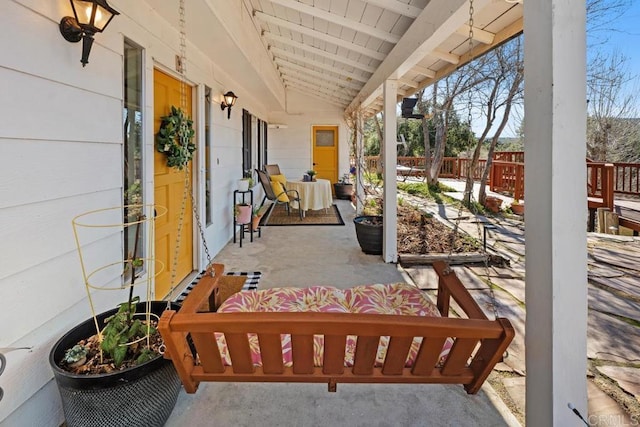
[446,0,475,260]
[468,0,500,321]
[187,172,213,265]
[178,0,213,272]
[166,0,215,306]
[444,0,500,323]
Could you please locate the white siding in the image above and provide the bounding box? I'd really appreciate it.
[0,1,346,425]
[268,89,350,180]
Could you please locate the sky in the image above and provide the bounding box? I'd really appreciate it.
[473,1,640,138]
[596,1,640,73]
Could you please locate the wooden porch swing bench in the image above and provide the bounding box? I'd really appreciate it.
[158,261,514,395]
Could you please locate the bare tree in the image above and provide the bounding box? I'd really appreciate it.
[476,38,524,204]
[416,68,489,186]
[587,50,638,161]
[373,113,384,175]
[585,0,637,161]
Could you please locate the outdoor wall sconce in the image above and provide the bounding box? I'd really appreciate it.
[59,0,120,67]
[220,91,238,119]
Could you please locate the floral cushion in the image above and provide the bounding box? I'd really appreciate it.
[215,284,452,368]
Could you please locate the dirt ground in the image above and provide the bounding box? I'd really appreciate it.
[396,203,480,254]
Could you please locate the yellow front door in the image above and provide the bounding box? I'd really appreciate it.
[154,69,194,298]
[312,125,338,186]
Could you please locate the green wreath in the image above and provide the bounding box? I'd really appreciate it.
[156,105,196,170]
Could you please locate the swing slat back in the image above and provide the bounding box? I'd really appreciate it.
[158,261,514,394]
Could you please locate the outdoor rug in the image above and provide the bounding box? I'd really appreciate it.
[265,204,345,226]
[174,271,261,306]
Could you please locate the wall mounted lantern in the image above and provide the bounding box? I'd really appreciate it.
[59,0,120,67]
[220,91,238,119]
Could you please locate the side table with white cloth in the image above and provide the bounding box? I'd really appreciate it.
[285,179,333,215]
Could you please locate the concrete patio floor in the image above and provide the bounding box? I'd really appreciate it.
[165,198,522,427]
[166,180,640,426]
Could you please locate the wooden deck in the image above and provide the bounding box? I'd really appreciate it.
[366,153,640,234]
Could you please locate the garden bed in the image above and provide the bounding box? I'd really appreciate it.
[397,204,480,254]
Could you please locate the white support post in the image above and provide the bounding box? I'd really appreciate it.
[524,0,588,425]
[382,79,398,263]
[197,83,206,271]
[355,111,365,214]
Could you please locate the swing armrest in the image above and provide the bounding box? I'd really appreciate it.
[432,260,488,320]
[179,263,225,315]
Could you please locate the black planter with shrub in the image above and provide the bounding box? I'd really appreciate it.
[333,182,354,200]
[49,301,182,427]
[353,215,383,255]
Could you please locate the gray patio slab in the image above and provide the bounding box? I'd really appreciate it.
[502,376,526,414]
[587,380,635,423]
[588,285,640,323]
[452,266,490,289]
[494,240,525,258]
[469,290,526,375]
[587,265,626,278]
[591,246,640,272]
[402,265,440,289]
[587,309,640,363]
[468,265,525,280]
[596,366,640,401]
[590,275,640,300]
[484,275,525,304]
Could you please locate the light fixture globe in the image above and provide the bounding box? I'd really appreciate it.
[59,0,120,67]
[220,91,238,119]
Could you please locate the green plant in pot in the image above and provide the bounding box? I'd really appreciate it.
[334,172,354,200]
[510,198,524,215]
[306,169,317,181]
[49,205,181,427]
[354,197,383,255]
[235,203,252,224]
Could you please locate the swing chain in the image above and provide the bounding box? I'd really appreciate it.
[446,0,500,322]
[185,170,213,266]
[165,0,215,308]
[468,0,500,322]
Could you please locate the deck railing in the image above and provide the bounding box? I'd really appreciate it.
[490,160,524,201]
[587,162,615,208]
[612,162,640,196]
[366,156,485,180]
[361,153,639,201]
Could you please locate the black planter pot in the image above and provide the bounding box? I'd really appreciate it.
[353,215,383,255]
[333,183,354,200]
[49,301,182,427]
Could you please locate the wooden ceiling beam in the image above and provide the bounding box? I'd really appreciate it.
[255,11,387,61]
[276,59,364,91]
[456,24,495,45]
[268,0,401,43]
[359,0,422,19]
[264,32,378,74]
[270,46,370,83]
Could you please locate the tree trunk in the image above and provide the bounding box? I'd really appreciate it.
[374,113,384,176]
[478,70,524,203]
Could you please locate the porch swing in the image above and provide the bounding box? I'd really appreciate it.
[157,0,514,396]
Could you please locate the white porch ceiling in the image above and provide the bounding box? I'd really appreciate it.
[245,0,523,117]
[147,1,523,117]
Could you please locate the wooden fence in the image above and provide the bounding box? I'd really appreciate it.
[361,152,639,202]
[365,156,486,181]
